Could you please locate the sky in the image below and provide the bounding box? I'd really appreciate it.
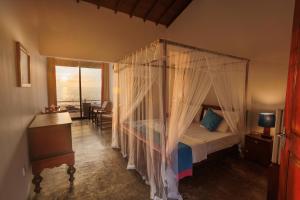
[56,66,102,105]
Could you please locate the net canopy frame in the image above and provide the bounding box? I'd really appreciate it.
[112,39,250,200]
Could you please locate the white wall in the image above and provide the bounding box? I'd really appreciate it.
[164,0,295,133]
[38,0,166,62]
[0,0,48,199]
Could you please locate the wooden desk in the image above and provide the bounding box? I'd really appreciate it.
[28,112,75,193]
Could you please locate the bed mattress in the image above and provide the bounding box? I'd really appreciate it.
[126,120,240,164]
[179,123,240,163]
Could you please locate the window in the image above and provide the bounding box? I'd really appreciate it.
[55,65,102,119]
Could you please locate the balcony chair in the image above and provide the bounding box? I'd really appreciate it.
[96,102,112,130]
[91,101,111,124]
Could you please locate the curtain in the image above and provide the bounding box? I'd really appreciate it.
[102,63,110,101]
[112,41,248,200]
[112,41,165,199]
[47,57,105,106]
[112,66,119,148]
[47,57,57,106]
[166,46,212,199]
[208,58,247,139]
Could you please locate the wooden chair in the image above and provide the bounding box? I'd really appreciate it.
[99,112,112,130]
[89,104,101,122]
[97,102,112,130]
[91,101,111,124]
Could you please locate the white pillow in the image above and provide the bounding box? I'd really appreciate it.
[199,109,207,128]
[212,109,230,133]
[216,119,229,132]
[193,108,202,123]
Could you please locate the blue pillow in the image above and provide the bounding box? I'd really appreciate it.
[201,108,223,131]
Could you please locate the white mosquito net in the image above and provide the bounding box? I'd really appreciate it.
[112,40,248,200]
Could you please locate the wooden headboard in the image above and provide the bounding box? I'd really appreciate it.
[199,104,222,120]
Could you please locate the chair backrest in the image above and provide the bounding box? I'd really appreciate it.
[101,101,109,109]
[101,101,112,112]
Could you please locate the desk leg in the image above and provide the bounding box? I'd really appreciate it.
[67,165,76,186]
[32,174,43,193]
[100,113,103,129]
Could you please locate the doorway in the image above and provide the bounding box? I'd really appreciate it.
[55,65,102,119]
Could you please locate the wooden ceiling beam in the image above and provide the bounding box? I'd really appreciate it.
[156,0,176,25]
[114,0,121,13]
[78,0,190,26]
[130,0,141,17]
[143,0,158,22]
[166,0,192,27]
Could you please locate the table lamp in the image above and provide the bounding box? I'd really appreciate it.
[258,113,275,138]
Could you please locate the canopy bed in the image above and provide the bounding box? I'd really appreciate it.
[112,39,249,200]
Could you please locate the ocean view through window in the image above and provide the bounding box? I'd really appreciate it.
[56,65,102,119]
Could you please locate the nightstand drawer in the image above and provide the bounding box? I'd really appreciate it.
[244,134,273,166]
[246,136,265,146]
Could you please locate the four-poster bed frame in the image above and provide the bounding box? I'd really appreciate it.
[116,39,250,140]
[113,38,250,199]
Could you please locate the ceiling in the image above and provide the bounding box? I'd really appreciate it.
[77,0,192,27]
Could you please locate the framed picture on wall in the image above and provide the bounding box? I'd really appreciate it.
[16,42,31,87]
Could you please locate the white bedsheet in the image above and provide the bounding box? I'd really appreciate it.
[129,120,240,164]
[179,123,240,163]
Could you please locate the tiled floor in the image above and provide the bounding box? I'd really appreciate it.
[29,120,267,200]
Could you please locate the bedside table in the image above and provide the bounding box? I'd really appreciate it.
[244,133,273,166]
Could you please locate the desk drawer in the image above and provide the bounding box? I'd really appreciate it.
[28,124,73,161]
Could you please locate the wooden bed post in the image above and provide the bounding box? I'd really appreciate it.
[117,64,120,145]
[162,40,167,130]
[245,60,250,134]
[161,39,168,182]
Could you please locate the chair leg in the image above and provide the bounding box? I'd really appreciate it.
[100,114,103,130]
[92,112,96,123]
[100,118,112,130]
